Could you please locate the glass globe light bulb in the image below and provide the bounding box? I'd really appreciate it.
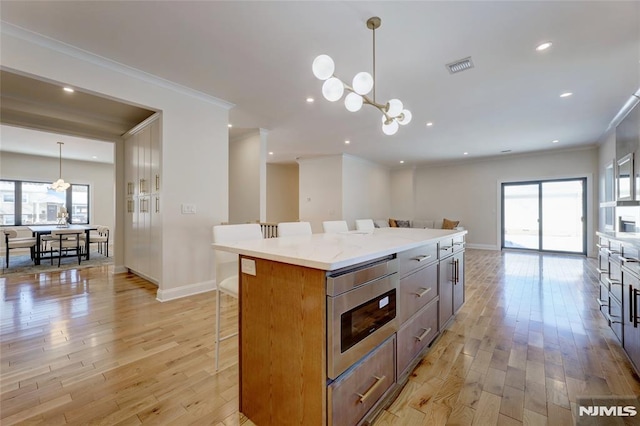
[322,77,344,102]
[312,55,335,80]
[344,92,363,112]
[398,109,412,125]
[382,119,399,135]
[386,99,403,117]
[352,72,373,95]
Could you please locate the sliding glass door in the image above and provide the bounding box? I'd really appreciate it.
[502,178,586,254]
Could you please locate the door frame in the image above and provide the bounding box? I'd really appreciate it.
[500,177,587,255]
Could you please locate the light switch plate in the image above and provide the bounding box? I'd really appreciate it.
[181,203,196,214]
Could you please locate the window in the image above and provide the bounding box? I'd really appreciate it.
[0,179,90,226]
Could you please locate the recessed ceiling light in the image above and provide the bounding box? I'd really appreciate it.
[92,156,98,159]
[535,41,553,51]
[463,152,468,155]
[63,87,74,93]
[268,151,274,155]
[560,92,573,98]
[344,140,350,144]
[552,139,559,143]
[306,97,314,103]
[228,124,233,128]
[400,160,404,164]
[426,122,433,127]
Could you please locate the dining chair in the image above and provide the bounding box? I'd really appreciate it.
[277,221,312,237]
[2,229,37,268]
[355,219,375,231]
[49,230,83,267]
[80,226,110,257]
[322,220,349,233]
[212,223,263,370]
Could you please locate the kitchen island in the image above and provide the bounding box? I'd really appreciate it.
[213,227,467,426]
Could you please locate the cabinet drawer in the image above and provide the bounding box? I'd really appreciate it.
[397,299,438,376]
[610,260,623,303]
[328,336,395,426]
[609,296,624,344]
[399,262,438,323]
[398,243,438,277]
[598,283,609,317]
[453,234,465,253]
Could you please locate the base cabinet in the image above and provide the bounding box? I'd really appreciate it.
[397,299,438,375]
[623,270,640,372]
[328,336,395,426]
[439,250,464,327]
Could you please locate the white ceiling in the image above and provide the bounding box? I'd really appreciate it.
[0,125,115,164]
[1,1,639,167]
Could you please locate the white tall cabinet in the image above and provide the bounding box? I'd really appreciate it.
[124,116,161,283]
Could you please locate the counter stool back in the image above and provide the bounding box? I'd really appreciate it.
[322,220,348,233]
[277,221,312,238]
[212,223,263,370]
[355,219,375,231]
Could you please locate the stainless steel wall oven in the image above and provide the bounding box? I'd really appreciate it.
[327,256,398,380]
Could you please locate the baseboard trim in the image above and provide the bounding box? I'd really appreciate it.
[156,280,216,302]
[113,265,128,274]
[467,243,500,250]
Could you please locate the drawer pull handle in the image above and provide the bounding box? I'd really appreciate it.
[412,254,432,262]
[440,246,452,250]
[596,268,609,274]
[453,242,464,246]
[621,256,639,263]
[415,327,432,342]
[607,278,622,286]
[356,375,386,404]
[414,287,432,298]
[597,299,608,307]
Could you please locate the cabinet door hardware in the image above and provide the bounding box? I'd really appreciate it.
[412,254,432,262]
[414,327,432,342]
[621,256,640,263]
[634,287,640,328]
[596,268,609,274]
[413,287,431,298]
[155,197,160,213]
[155,174,160,191]
[356,375,386,404]
[597,298,608,308]
[453,242,464,246]
[606,278,622,286]
[440,245,452,250]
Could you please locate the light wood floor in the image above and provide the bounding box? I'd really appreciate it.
[1,250,639,425]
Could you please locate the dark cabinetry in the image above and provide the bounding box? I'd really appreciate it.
[439,235,465,327]
[597,233,640,374]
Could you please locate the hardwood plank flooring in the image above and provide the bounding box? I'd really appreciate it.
[1,250,639,425]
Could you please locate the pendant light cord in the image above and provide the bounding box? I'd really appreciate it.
[58,142,63,179]
[372,25,376,103]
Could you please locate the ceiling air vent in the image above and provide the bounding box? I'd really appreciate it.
[446,57,474,74]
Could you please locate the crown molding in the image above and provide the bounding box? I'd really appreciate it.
[1,21,235,110]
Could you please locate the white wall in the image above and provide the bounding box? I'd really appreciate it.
[2,25,232,300]
[390,167,415,220]
[266,163,299,223]
[408,147,598,254]
[342,155,390,229]
[0,152,115,230]
[229,130,266,224]
[298,156,343,233]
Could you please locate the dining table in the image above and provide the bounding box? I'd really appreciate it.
[28,224,98,265]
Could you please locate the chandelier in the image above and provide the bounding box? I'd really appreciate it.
[312,16,412,135]
[50,141,70,192]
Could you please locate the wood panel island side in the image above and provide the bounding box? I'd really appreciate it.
[212,227,467,426]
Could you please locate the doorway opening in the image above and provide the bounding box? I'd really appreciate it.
[501,178,586,255]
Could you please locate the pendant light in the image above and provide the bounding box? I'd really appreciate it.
[50,141,70,192]
[312,17,412,135]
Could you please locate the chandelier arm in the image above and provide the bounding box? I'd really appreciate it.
[372,24,376,103]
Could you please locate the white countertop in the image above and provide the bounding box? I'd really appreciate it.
[212,227,467,271]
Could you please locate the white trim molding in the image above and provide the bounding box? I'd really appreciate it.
[156,280,216,302]
[467,243,500,251]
